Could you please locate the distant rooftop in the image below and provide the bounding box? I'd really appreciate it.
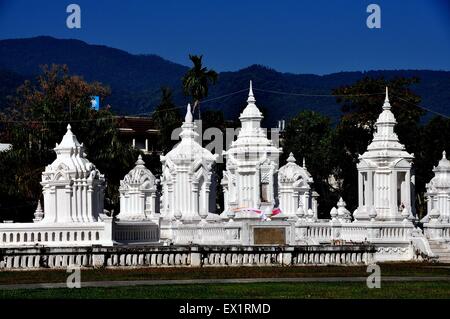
[115,116,159,135]
[0,143,12,152]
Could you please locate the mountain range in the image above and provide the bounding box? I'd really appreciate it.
[1,36,450,125]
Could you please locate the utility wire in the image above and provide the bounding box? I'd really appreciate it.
[0,87,448,123]
[0,88,249,124]
[254,88,385,97]
[395,96,450,119]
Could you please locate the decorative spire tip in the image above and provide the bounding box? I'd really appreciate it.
[135,154,145,165]
[383,86,391,110]
[287,152,296,163]
[247,80,255,103]
[185,103,193,123]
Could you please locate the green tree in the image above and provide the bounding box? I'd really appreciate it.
[415,116,450,218]
[182,55,218,119]
[282,110,337,216]
[152,87,182,154]
[0,64,138,220]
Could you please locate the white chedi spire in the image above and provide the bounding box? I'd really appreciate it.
[438,150,450,168]
[179,103,198,141]
[383,86,391,110]
[361,86,413,161]
[164,103,215,162]
[55,123,83,155]
[240,80,262,119]
[136,154,145,166]
[247,80,256,103]
[33,200,44,222]
[287,152,296,163]
[185,103,193,123]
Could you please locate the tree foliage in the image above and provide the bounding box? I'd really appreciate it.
[152,87,182,154]
[282,76,445,219]
[282,110,338,215]
[0,64,138,220]
[182,54,218,118]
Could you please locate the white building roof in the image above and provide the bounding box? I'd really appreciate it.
[278,152,313,186]
[0,143,12,152]
[427,151,450,193]
[43,124,103,180]
[225,81,281,161]
[162,104,216,164]
[120,155,156,191]
[359,87,413,167]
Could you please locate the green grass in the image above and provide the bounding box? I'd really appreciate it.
[1,263,449,299]
[0,262,449,285]
[1,281,450,299]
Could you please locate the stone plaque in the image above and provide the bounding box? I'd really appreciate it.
[253,227,286,245]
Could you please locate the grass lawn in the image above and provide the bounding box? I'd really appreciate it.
[1,281,450,299]
[1,263,449,299]
[0,262,449,285]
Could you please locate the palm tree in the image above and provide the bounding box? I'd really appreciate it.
[182,54,218,119]
[152,87,182,153]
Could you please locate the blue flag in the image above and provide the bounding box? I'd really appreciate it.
[91,96,100,110]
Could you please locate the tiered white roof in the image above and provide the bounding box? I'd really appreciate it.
[40,124,105,223]
[427,151,450,193]
[160,104,218,222]
[278,153,312,187]
[360,88,413,165]
[119,155,158,221]
[120,155,156,191]
[43,124,102,181]
[164,104,216,164]
[225,81,281,161]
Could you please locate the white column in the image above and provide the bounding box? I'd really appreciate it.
[405,170,411,209]
[390,171,398,219]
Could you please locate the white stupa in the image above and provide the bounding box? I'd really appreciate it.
[40,124,106,223]
[118,155,158,221]
[422,151,450,224]
[160,104,218,222]
[278,153,316,220]
[221,81,282,219]
[354,88,414,221]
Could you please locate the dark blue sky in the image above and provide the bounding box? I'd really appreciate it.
[0,0,449,74]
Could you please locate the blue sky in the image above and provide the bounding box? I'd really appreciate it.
[0,0,449,74]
